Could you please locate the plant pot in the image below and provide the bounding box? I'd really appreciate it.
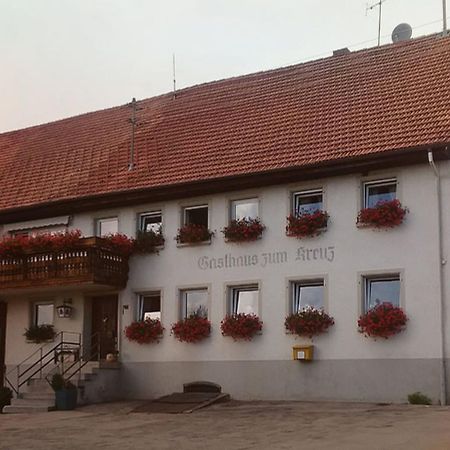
[55,388,78,410]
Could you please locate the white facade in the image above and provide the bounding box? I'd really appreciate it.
[3,161,450,403]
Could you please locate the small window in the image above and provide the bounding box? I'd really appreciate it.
[228,285,259,315]
[231,198,259,221]
[138,293,161,321]
[183,205,208,228]
[363,275,400,313]
[364,179,396,208]
[292,190,323,215]
[139,211,162,233]
[180,289,208,318]
[34,303,54,326]
[290,280,324,313]
[96,217,118,237]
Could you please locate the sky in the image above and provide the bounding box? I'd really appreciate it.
[0,0,447,132]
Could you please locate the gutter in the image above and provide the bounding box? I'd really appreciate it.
[428,149,447,405]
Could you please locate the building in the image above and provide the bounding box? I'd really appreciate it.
[1,33,450,406]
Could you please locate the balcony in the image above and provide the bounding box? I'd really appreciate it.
[0,237,129,291]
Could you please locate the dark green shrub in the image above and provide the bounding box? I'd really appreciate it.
[408,392,432,405]
[0,387,12,412]
[24,324,56,343]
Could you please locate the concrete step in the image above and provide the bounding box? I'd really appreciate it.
[11,398,55,408]
[21,392,55,401]
[3,404,55,414]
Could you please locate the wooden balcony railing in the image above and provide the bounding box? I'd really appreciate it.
[0,237,129,290]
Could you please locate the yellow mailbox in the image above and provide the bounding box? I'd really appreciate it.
[292,345,314,361]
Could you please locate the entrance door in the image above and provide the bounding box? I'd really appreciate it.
[91,295,118,360]
[0,302,7,387]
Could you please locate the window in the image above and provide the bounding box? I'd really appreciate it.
[10,226,67,238]
[228,285,259,315]
[180,289,208,318]
[96,217,118,237]
[364,179,396,208]
[290,280,324,313]
[292,189,323,215]
[139,211,162,233]
[183,205,208,228]
[231,198,259,220]
[363,275,400,313]
[138,293,161,321]
[34,303,54,326]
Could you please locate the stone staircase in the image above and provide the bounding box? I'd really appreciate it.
[2,361,121,414]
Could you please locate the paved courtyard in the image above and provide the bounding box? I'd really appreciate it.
[1,400,450,450]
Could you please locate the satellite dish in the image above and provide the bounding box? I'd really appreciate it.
[392,23,413,43]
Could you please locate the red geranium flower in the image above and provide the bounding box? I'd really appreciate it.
[176,224,214,244]
[125,319,164,344]
[222,218,265,243]
[357,199,408,228]
[285,307,335,338]
[171,315,211,343]
[220,313,263,340]
[358,302,407,339]
[286,210,329,239]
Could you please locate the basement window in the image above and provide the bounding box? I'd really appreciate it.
[363,179,397,208]
[228,285,259,315]
[363,275,400,313]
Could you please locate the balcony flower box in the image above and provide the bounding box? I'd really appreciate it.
[24,324,56,344]
[285,307,335,338]
[358,302,408,339]
[220,313,263,341]
[286,211,329,239]
[357,199,408,229]
[125,318,164,344]
[176,224,214,245]
[222,218,265,243]
[171,315,211,343]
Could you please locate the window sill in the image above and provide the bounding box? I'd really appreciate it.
[285,227,327,238]
[176,240,212,248]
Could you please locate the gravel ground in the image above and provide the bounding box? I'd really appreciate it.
[1,400,450,450]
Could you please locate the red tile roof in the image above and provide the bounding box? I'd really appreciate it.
[1,34,449,214]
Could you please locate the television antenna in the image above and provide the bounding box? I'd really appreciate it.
[366,0,388,46]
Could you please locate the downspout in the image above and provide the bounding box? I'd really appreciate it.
[428,150,447,405]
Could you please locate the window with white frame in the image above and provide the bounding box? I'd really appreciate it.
[180,288,208,318]
[363,179,397,208]
[183,205,208,228]
[363,275,400,313]
[10,226,67,238]
[292,189,323,215]
[290,280,324,313]
[96,217,118,237]
[137,292,161,321]
[228,284,259,315]
[230,198,259,221]
[34,302,54,326]
[138,211,162,233]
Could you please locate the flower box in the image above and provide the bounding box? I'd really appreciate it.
[176,224,214,245]
[357,199,408,229]
[220,313,263,340]
[358,302,408,339]
[125,319,164,344]
[24,324,56,343]
[171,315,211,343]
[133,230,165,254]
[222,218,265,243]
[285,307,334,338]
[286,211,329,239]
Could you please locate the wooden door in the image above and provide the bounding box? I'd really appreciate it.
[0,302,7,387]
[91,295,118,359]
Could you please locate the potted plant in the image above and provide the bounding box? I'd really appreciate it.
[358,302,408,339]
[176,224,214,244]
[133,229,165,254]
[50,373,78,410]
[286,210,329,239]
[103,233,135,257]
[357,199,408,228]
[171,314,211,343]
[220,313,263,340]
[285,307,335,338]
[222,218,265,242]
[0,387,12,412]
[24,324,56,343]
[125,318,165,344]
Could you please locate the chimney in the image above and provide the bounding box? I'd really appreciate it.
[333,48,351,57]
